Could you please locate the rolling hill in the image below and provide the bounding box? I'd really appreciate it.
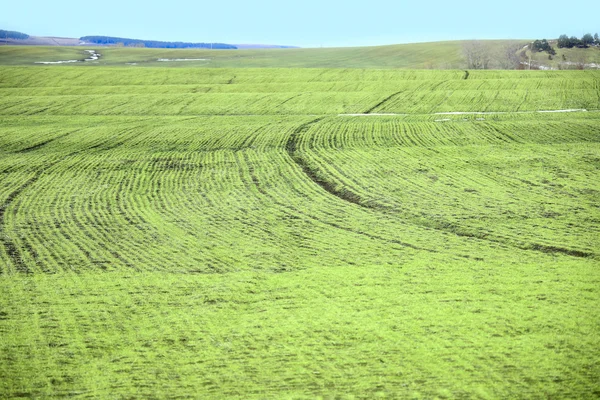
[0,65,599,397]
[2,40,600,69]
[0,40,505,68]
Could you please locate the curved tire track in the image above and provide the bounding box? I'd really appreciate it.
[285,118,441,254]
[285,119,595,260]
[0,173,41,273]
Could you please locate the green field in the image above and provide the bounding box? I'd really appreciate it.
[2,41,600,70]
[1,65,599,398]
[0,41,495,69]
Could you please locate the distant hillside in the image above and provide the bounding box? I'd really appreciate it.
[88,40,530,69]
[235,44,300,49]
[0,33,295,49]
[2,39,599,69]
[2,36,82,46]
[0,40,487,68]
[80,36,237,49]
[0,28,82,46]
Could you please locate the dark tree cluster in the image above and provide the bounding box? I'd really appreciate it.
[80,36,237,49]
[530,39,556,55]
[0,29,30,40]
[557,33,599,48]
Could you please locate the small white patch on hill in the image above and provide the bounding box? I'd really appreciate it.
[35,50,100,64]
[157,58,210,62]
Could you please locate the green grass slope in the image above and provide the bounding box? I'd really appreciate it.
[0,46,90,65]
[2,40,599,70]
[525,46,600,69]
[0,67,599,398]
[0,40,512,68]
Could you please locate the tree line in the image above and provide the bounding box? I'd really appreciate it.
[530,33,600,55]
[80,36,237,49]
[557,33,599,49]
[0,30,30,40]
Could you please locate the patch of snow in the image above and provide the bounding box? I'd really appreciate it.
[559,61,600,69]
[35,60,80,64]
[521,60,600,70]
[537,109,587,113]
[339,113,406,116]
[35,49,101,64]
[520,61,554,70]
[84,50,100,61]
[340,109,588,118]
[435,109,586,115]
[157,58,210,62]
[434,112,493,115]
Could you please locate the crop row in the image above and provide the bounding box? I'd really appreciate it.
[2,67,598,118]
[2,77,600,97]
[293,117,600,257]
[3,114,578,273]
[0,67,467,88]
[0,89,598,117]
[2,67,600,88]
[1,66,599,273]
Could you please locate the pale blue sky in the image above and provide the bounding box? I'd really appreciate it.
[3,0,598,48]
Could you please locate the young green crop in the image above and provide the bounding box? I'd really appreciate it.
[0,66,599,398]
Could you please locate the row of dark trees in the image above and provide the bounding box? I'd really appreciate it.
[530,39,556,55]
[80,36,237,49]
[0,30,30,40]
[557,33,599,48]
[529,33,600,57]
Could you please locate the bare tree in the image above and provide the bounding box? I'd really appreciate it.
[463,41,491,69]
[495,42,524,69]
[574,53,588,70]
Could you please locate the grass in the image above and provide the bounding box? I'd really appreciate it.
[0,46,90,65]
[0,66,599,398]
[526,46,600,69]
[2,262,599,398]
[2,41,599,70]
[0,41,507,69]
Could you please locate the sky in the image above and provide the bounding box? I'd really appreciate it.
[2,0,599,48]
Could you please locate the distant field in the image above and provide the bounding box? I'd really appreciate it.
[0,46,89,65]
[0,67,599,398]
[2,41,600,70]
[0,41,484,68]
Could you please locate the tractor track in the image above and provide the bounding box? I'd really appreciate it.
[285,118,596,260]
